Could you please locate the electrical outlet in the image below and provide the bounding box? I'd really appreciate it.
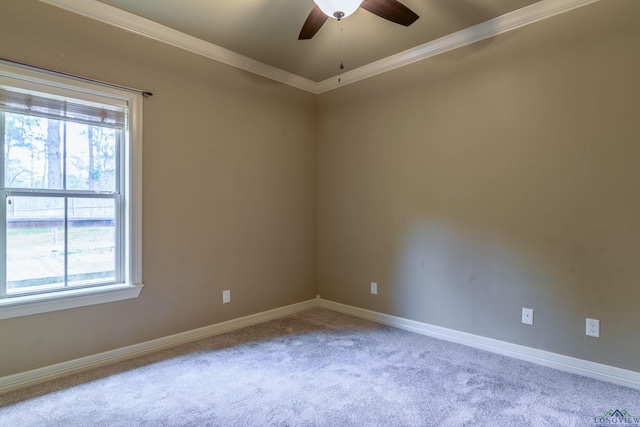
[522,307,533,325]
[586,318,600,337]
[370,282,377,295]
[223,290,230,304]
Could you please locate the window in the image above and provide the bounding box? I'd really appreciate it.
[0,61,143,319]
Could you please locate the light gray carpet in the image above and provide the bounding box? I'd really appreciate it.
[1,308,638,426]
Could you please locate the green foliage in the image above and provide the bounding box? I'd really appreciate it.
[3,112,117,191]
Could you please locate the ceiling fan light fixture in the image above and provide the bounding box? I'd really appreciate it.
[313,0,363,19]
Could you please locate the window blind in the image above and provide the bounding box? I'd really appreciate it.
[0,87,127,129]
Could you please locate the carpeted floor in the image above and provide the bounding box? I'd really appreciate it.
[0,308,638,426]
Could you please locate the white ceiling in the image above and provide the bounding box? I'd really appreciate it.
[41,0,600,92]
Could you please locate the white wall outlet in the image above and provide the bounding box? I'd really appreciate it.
[222,290,230,304]
[586,318,600,337]
[370,282,377,295]
[522,307,533,325]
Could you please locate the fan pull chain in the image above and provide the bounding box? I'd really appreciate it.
[338,19,344,83]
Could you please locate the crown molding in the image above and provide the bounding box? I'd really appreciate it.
[316,0,601,93]
[38,0,318,93]
[40,0,600,95]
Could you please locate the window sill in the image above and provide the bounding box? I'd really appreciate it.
[0,283,144,320]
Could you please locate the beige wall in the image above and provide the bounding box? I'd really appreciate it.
[0,0,317,376]
[318,1,640,371]
[1,0,639,378]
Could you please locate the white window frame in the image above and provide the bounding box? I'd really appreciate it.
[0,61,143,320]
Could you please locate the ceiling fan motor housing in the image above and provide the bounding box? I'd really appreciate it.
[313,0,363,19]
[300,0,419,40]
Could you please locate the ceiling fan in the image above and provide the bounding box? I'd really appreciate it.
[299,0,419,40]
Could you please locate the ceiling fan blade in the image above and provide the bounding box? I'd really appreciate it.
[360,0,419,26]
[298,5,329,40]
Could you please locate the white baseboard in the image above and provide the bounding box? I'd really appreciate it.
[317,298,640,390]
[0,298,317,395]
[2,297,638,396]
